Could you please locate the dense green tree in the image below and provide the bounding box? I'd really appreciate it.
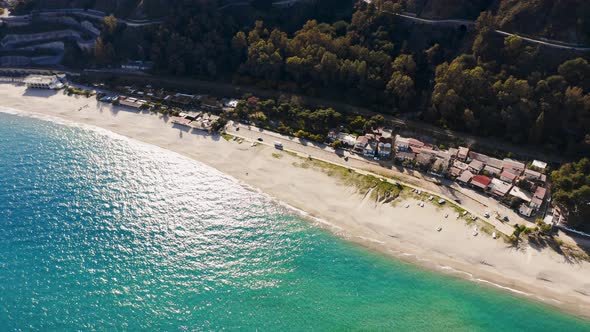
[551,158,590,231]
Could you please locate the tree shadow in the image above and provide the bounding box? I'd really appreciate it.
[526,234,585,265]
[172,123,191,133]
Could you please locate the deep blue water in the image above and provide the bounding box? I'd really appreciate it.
[0,111,589,331]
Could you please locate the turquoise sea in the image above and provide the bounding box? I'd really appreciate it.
[0,111,589,331]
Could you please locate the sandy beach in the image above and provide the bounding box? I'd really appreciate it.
[1,84,590,319]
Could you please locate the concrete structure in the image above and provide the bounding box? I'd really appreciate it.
[489,178,513,197]
[509,187,533,203]
[467,159,484,174]
[457,170,474,184]
[23,75,61,89]
[119,97,144,109]
[532,160,548,170]
[457,146,469,161]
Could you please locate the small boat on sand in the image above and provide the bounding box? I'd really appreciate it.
[437,226,442,232]
[492,232,497,239]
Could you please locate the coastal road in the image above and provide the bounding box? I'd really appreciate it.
[225,121,516,236]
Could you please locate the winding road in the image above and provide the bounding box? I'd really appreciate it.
[390,11,590,52]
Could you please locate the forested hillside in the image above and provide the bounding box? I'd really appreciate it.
[7,0,590,157]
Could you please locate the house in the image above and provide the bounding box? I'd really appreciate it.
[416,152,434,168]
[453,160,469,171]
[519,204,533,217]
[471,175,492,191]
[395,151,416,162]
[489,178,513,197]
[523,169,545,183]
[448,148,459,159]
[119,97,143,109]
[328,129,339,140]
[165,93,195,107]
[487,158,504,170]
[431,158,449,175]
[201,97,222,110]
[377,142,392,158]
[394,135,410,151]
[409,138,425,149]
[530,197,543,210]
[375,128,393,139]
[336,133,357,147]
[457,146,469,161]
[500,170,518,183]
[468,151,489,163]
[364,142,376,157]
[509,187,533,203]
[531,160,548,170]
[484,165,502,176]
[449,167,463,178]
[468,160,485,174]
[530,187,547,210]
[457,170,474,185]
[534,187,547,200]
[355,136,369,151]
[502,158,525,175]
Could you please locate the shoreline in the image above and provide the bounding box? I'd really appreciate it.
[1,85,590,321]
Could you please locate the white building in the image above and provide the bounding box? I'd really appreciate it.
[24,75,62,89]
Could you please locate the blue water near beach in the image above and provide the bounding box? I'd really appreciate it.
[0,111,589,331]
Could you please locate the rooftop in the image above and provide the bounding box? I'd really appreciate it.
[471,175,492,188]
[534,186,547,199]
[468,159,484,171]
[458,170,474,183]
[532,160,548,170]
[489,178,512,195]
[510,187,533,203]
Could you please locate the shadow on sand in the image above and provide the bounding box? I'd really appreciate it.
[22,89,59,98]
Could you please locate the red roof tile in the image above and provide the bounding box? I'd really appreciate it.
[472,175,492,187]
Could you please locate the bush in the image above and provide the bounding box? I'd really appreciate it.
[331,140,343,149]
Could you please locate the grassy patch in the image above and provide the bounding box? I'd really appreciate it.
[292,157,405,203]
[221,133,233,141]
[284,150,298,157]
[272,153,283,159]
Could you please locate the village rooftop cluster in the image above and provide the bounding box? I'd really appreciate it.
[329,128,550,219]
